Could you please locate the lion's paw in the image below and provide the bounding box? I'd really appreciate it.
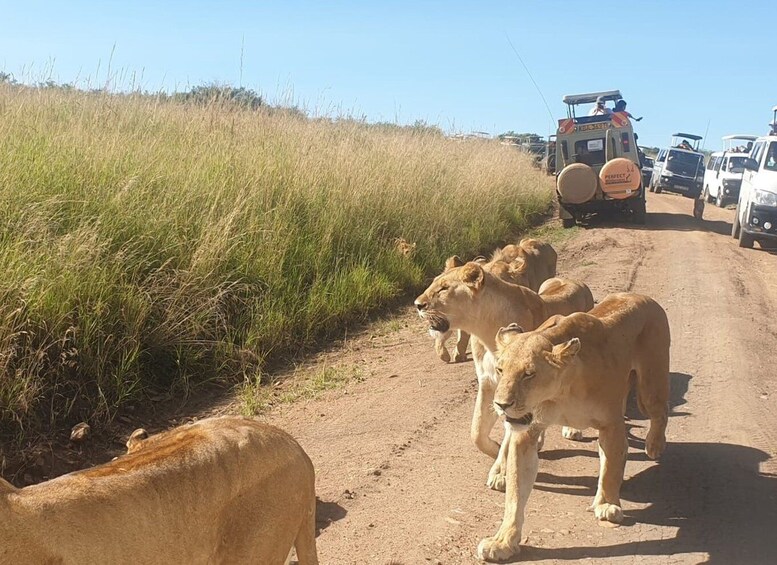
[486,470,506,492]
[453,351,468,363]
[476,536,520,563]
[645,432,666,460]
[562,426,584,441]
[437,348,451,363]
[593,503,623,524]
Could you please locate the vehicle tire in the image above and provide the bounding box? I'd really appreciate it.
[648,184,655,193]
[693,198,704,220]
[715,191,724,208]
[655,185,663,194]
[562,217,576,229]
[731,207,741,238]
[738,227,754,248]
[632,199,647,225]
[703,186,712,204]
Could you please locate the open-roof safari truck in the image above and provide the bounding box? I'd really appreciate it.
[650,133,706,219]
[554,90,645,228]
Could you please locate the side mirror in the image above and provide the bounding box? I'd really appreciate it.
[743,158,759,172]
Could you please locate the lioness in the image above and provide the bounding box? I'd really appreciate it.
[476,293,670,562]
[433,239,557,363]
[415,261,594,489]
[0,417,318,565]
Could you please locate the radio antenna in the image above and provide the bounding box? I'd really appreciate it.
[505,33,555,130]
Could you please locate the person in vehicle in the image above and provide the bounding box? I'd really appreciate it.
[613,99,643,121]
[744,141,754,154]
[588,96,613,116]
[677,140,693,150]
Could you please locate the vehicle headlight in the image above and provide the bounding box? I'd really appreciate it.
[662,170,673,177]
[753,189,777,207]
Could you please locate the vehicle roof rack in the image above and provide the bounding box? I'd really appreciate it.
[722,134,757,141]
[562,90,622,106]
[672,132,703,141]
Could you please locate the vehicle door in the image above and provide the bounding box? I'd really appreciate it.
[704,155,718,196]
[654,149,666,182]
[740,141,766,222]
[713,156,726,198]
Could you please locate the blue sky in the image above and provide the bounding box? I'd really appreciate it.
[1,1,774,147]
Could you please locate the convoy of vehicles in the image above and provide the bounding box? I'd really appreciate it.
[544,91,776,250]
[553,90,645,227]
[703,135,756,208]
[731,110,777,248]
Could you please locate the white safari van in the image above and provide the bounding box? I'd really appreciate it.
[703,135,756,208]
[731,109,777,248]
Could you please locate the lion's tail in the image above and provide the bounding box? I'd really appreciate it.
[633,296,671,460]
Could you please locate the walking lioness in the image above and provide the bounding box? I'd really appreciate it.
[432,239,557,363]
[0,417,318,565]
[476,293,670,562]
[415,261,594,490]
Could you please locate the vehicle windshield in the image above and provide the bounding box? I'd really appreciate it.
[574,138,605,166]
[666,150,704,176]
[765,142,777,172]
[727,156,747,173]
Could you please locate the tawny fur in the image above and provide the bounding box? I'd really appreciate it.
[433,239,557,363]
[0,417,318,565]
[415,261,594,491]
[476,293,670,562]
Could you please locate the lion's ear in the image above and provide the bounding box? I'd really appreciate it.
[510,256,527,273]
[460,262,485,290]
[496,323,524,349]
[444,255,464,271]
[126,428,149,453]
[544,338,581,368]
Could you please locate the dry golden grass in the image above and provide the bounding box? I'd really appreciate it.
[0,82,554,441]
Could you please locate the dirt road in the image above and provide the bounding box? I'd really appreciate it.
[268,191,777,564]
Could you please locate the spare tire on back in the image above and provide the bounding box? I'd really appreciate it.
[599,158,641,200]
[558,163,597,204]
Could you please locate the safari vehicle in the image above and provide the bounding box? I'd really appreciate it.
[731,111,777,248]
[703,135,756,208]
[649,133,705,198]
[554,90,645,227]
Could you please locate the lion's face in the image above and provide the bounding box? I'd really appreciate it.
[492,325,580,420]
[414,261,485,333]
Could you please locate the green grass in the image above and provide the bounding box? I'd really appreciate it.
[0,83,554,442]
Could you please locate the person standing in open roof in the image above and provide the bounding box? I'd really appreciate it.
[588,96,613,116]
[614,99,643,121]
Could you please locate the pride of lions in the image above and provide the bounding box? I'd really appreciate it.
[0,238,670,564]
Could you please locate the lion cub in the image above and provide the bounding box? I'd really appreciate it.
[0,417,318,565]
[476,293,670,562]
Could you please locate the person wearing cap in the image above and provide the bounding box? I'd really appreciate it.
[613,99,643,121]
[588,96,613,116]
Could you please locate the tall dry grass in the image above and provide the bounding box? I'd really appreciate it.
[0,83,553,441]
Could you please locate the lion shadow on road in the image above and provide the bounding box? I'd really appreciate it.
[522,442,777,564]
[315,498,347,535]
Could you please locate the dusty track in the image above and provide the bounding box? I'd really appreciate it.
[269,191,777,564]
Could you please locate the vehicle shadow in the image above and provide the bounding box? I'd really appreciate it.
[521,442,777,564]
[579,210,732,236]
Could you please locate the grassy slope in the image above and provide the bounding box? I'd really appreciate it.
[0,84,554,441]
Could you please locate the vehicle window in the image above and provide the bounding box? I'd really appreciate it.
[574,138,605,166]
[666,150,704,176]
[751,142,766,166]
[657,150,666,163]
[719,158,727,172]
[765,142,777,171]
[727,156,747,172]
[706,156,716,170]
